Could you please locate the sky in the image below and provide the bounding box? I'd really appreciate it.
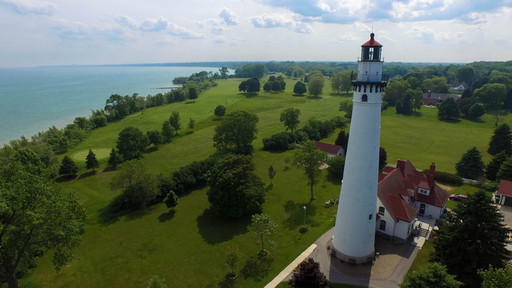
[1,0,512,68]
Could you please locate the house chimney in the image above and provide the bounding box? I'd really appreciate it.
[428,162,436,186]
[397,160,405,173]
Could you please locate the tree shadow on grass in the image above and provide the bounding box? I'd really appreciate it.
[307,96,322,100]
[197,208,250,245]
[78,171,96,179]
[55,175,77,183]
[98,204,153,226]
[283,200,318,230]
[158,209,175,222]
[241,255,274,281]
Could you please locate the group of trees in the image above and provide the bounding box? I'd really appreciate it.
[456,123,512,181]
[382,62,512,122]
[263,75,286,92]
[58,149,98,177]
[238,78,261,93]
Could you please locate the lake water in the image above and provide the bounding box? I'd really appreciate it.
[0,65,220,144]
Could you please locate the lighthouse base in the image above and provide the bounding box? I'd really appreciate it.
[331,242,374,264]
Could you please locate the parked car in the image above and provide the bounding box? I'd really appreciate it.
[449,194,467,202]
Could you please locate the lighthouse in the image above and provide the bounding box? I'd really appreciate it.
[332,33,386,264]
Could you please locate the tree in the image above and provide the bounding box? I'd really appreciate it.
[214,105,226,118]
[186,119,194,131]
[422,76,449,93]
[207,154,265,218]
[488,123,512,156]
[486,151,508,181]
[327,156,345,182]
[280,108,301,133]
[268,165,275,183]
[400,262,461,288]
[85,149,99,172]
[289,258,329,288]
[164,190,178,209]
[479,266,512,288]
[396,89,414,115]
[458,97,478,117]
[161,120,175,143]
[187,86,198,102]
[116,126,149,160]
[474,83,507,111]
[455,146,485,179]
[110,160,158,211]
[294,141,327,201]
[433,191,511,288]
[59,155,78,177]
[334,130,348,147]
[497,157,512,181]
[468,103,485,120]
[0,163,85,288]
[249,214,278,253]
[331,70,344,94]
[108,148,122,169]
[169,111,181,134]
[308,76,324,96]
[293,81,307,96]
[213,110,259,155]
[146,130,162,149]
[457,66,475,85]
[438,98,460,121]
[384,79,410,106]
[146,275,168,288]
[379,147,387,171]
[339,100,353,120]
[225,246,241,277]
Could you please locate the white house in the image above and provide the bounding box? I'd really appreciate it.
[376,160,450,242]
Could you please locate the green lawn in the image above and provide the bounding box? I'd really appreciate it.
[23,77,510,287]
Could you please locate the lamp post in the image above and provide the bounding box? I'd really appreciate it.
[303,206,307,226]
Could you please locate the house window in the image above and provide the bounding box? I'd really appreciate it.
[362,94,368,102]
[369,213,373,220]
[380,220,386,231]
[378,206,385,216]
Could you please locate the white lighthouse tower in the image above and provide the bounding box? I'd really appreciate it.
[332,33,386,264]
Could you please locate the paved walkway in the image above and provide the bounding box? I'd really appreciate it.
[267,227,428,288]
[264,244,318,288]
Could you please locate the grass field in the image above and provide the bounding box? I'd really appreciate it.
[24,77,511,287]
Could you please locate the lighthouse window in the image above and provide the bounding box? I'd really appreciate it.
[370,85,373,93]
[369,213,373,220]
[362,94,368,102]
[363,85,367,92]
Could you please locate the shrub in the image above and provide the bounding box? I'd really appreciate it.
[262,132,293,151]
[423,169,463,186]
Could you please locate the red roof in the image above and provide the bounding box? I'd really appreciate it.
[315,142,342,155]
[498,179,512,197]
[378,160,449,222]
[362,32,382,47]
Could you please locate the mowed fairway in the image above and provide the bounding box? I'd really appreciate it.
[24,77,511,287]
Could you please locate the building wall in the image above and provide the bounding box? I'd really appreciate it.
[413,201,444,219]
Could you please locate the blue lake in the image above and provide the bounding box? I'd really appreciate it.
[0,65,220,144]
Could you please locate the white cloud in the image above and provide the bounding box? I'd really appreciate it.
[116,15,204,39]
[0,0,55,15]
[219,8,238,26]
[140,17,169,32]
[257,0,512,24]
[250,14,313,33]
[53,20,130,43]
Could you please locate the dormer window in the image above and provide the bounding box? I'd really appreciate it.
[378,206,385,216]
[418,188,430,196]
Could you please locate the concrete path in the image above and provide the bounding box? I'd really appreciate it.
[268,227,425,288]
[264,243,318,288]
